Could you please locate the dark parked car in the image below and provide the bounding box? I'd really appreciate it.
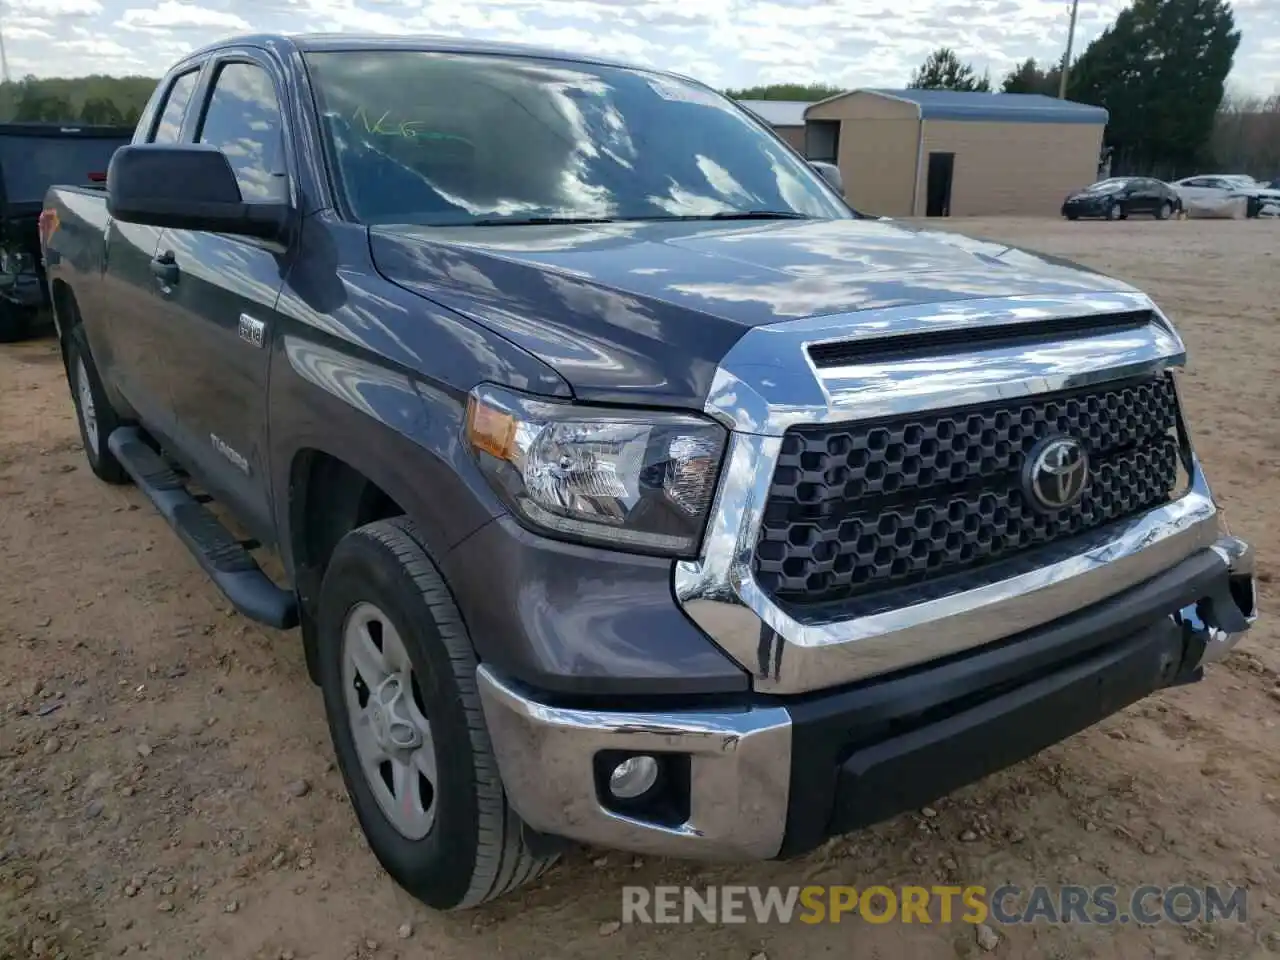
[42,34,1257,910]
[0,123,132,341]
[1061,177,1182,221]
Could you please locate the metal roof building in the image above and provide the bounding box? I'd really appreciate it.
[736,99,813,153]
[804,89,1109,217]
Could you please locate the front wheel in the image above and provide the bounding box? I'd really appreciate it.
[66,325,129,484]
[1107,201,1123,220]
[317,517,556,910]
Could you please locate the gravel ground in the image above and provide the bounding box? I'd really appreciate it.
[2,215,1280,960]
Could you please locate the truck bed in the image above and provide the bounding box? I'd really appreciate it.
[1,124,130,333]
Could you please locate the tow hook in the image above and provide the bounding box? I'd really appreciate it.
[1172,536,1258,679]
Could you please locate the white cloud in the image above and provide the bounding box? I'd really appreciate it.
[62,37,136,57]
[8,0,102,15]
[7,26,56,39]
[118,1,251,31]
[2,0,1275,99]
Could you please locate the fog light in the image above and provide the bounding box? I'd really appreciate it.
[608,755,659,800]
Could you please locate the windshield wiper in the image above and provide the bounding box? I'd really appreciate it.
[467,216,618,227]
[636,211,814,222]
[463,211,816,226]
[706,210,814,220]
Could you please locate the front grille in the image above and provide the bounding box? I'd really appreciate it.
[753,374,1181,606]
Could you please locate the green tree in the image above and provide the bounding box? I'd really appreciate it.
[1068,0,1240,171]
[14,80,76,122]
[1,74,158,124]
[79,96,125,125]
[724,83,847,101]
[1001,58,1062,96]
[908,48,991,92]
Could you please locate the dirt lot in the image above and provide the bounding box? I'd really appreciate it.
[2,216,1280,960]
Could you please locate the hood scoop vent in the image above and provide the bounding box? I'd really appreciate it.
[807,310,1155,369]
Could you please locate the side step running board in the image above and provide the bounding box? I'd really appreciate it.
[108,427,299,629]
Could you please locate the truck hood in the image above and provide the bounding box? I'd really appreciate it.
[370,216,1137,409]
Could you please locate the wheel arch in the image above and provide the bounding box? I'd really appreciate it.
[283,440,502,685]
[287,448,411,682]
[48,277,79,365]
[288,449,406,583]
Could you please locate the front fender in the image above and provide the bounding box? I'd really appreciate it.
[267,214,573,576]
[268,333,508,579]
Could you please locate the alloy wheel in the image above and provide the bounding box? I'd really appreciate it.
[75,357,98,452]
[341,601,439,839]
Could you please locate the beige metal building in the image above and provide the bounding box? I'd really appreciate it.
[737,99,812,153]
[804,89,1108,218]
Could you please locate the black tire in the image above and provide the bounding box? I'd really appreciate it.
[1107,201,1122,221]
[1156,201,1172,220]
[317,517,556,910]
[66,324,129,484]
[1065,213,1079,221]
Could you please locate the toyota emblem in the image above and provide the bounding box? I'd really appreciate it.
[1024,436,1089,512]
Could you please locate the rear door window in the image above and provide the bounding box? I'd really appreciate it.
[151,71,199,144]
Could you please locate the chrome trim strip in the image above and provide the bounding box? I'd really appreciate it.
[476,665,792,860]
[677,290,1211,694]
[705,291,1184,435]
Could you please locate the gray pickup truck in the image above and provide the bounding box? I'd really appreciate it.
[42,33,1257,910]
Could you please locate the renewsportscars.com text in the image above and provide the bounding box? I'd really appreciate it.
[621,884,1248,925]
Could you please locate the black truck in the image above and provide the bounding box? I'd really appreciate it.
[42,34,1257,911]
[0,122,132,340]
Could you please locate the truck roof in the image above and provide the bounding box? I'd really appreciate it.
[187,32,656,76]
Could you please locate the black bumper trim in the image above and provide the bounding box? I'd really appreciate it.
[778,548,1226,857]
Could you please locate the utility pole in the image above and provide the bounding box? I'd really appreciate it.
[0,0,11,86]
[0,4,10,85]
[1058,0,1079,99]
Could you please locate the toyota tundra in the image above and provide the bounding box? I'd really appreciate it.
[41,34,1257,910]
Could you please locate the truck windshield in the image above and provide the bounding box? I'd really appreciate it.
[303,50,851,227]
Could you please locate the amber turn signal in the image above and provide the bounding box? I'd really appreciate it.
[465,394,517,461]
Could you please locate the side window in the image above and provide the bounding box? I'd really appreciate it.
[151,71,199,144]
[197,62,288,203]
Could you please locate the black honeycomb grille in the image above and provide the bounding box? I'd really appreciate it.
[754,375,1181,605]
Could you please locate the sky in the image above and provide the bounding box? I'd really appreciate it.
[2,0,1278,97]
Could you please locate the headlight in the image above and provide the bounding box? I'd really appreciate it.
[464,384,727,557]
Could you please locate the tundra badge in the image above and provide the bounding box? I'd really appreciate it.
[210,434,250,475]
[238,313,266,348]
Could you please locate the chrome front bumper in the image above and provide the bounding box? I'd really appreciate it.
[479,535,1256,860]
[476,664,792,860]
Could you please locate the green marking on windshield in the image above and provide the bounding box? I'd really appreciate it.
[350,106,474,146]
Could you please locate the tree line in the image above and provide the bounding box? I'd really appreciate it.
[0,75,155,127]
[730,0,1274,181]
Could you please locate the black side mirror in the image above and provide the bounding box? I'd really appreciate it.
[808,160,844,195]
[107,144,288,240]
